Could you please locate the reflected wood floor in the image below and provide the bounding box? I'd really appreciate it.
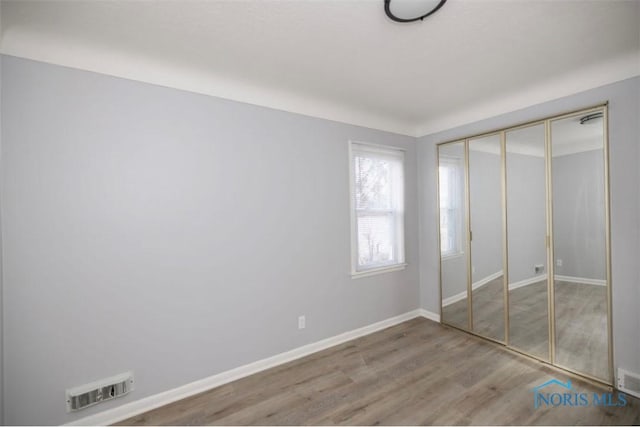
[442,278,608,379]
[118,318,638,426]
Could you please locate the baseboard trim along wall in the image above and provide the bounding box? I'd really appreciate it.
[555,275,606,286]
[66,308,441,426]
[510,274,607,289]
[442,270,503,307]
[418,308,440,322]
[442,273,605,308]
[508,274,547,291]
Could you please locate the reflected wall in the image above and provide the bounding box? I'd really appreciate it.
[506,123,549,360]
[438,141,469,330]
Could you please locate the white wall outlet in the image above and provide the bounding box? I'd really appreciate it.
[472,266,476,274]
[298,315,306,330]
[534,264,545,274]
[556,259,563,267]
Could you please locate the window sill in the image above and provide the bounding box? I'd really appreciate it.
[351,263,407,279]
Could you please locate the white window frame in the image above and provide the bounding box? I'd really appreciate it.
[438,155,464,259]
[349,141,406,278]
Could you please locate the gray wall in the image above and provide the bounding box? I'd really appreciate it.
[553,149,606,280]
[0,56,420,425]
[468,150,502,282]
[418,76,640,377]
[0,53,4,426]
[507,153,547,284]
[441,254,466,300]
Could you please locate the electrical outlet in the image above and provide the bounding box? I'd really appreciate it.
[472,266,476,274]
[556,259,563,267]
[298,315,306,330]
[534,264,544,274]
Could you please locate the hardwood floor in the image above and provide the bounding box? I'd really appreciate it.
[554,281,608,379]
[118,318,639,426]
[508,280,549,360]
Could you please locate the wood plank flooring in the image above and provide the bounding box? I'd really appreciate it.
[118,317,639,425]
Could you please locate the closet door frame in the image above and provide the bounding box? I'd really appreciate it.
[436,103,613,386]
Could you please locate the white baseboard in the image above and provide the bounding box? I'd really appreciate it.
[418,308,440,322]
[442,270,503,307]
[555,275,606,286]
[442,291,466,307]
[67,308,431,426]
[509,274,547,291]
[440,273,604,303]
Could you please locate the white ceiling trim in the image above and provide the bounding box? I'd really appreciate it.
[1,28,638,139]
[414,51,640,137]
[0,28,415,136]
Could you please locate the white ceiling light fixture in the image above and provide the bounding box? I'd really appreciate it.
[384,0,447,23]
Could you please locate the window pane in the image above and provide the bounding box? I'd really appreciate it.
[354,156,392,210]
[357,214,395,268]
[440,207,455,254]
[439,166,451,208]
[350,142,405,273]
[439,157,463,256]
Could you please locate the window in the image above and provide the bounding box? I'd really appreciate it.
[438,156,463,257]
[350,141,405,276]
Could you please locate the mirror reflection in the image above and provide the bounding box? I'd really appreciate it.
[506,124,549,360]
[439,141,469,330]
[437,106,611,383]
[552,110,608,380]
[468,134,505,341]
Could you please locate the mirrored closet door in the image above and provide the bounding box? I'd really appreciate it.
[551,110,610,381]
[468,134,505,342]
[438,141,470,331]
[437,105,612,384]
[505,123,549,361]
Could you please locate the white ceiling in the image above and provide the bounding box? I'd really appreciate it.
[1,0,639,137]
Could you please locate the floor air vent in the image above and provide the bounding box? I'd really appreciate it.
[66,372,134,412]
[617,368,640,399]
